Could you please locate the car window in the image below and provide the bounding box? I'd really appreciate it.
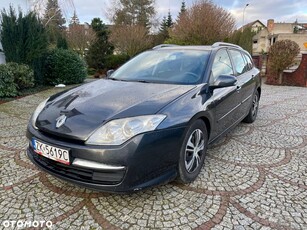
[243,53,254,70]
[111,50,210,85]
[229,50,247,75]
[210,49,233,83]
[241,52,250,72]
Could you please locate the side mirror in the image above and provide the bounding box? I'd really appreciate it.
[210,74,237,89]
[106,69,114,78]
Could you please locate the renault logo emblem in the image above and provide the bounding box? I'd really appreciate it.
[56,114,67,128]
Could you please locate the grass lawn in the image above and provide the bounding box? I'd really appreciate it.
[0,85,53,104]
[0,77,97,105]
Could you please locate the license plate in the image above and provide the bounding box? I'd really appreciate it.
[32,138,70,165]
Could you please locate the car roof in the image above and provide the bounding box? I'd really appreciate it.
[154,45,213,51]
[152,42,246,53]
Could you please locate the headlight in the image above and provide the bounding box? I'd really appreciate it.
[31,98,49,129]
[85,115,166,146]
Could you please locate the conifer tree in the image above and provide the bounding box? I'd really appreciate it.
[112,0,156,29]
[159,16,169,38]
[158,10,173,42]
[43,0,66,44]
[178,1,186,19]
[0,6,48,64]
[86,18,114,70]
[167,10,173,28]
[70,10,79,25]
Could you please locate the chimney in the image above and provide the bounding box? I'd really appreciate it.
[267,19,274,34]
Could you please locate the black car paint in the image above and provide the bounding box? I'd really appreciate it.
[36,80,195,141]
[27,124,184,192]
[26,45,261,193]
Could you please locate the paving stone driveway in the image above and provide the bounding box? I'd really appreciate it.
[0,83,307,230]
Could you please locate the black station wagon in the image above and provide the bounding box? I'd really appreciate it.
[27,42,261,193]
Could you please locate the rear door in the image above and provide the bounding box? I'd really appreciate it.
[241,52,258,112]
[228,49,256,119]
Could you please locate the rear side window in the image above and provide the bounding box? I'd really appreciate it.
[229,50,246,75]
[243,53,254,70]
[210,49,233,83]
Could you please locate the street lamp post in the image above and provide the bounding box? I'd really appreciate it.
[242,3,249,32]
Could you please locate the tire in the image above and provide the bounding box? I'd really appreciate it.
[243,91,259,123]
[178,120,208,183]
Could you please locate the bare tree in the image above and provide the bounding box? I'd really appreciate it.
[66,24,96,55]
[169,0,235,45]
[27,0,45,17]
[109,25,152,57]
[27,0,74,20]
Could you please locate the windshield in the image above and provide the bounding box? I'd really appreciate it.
[110,49,210,84]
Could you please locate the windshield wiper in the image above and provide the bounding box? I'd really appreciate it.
[108,77,127,82]
[108,78,151,83]
[133,80,151,83]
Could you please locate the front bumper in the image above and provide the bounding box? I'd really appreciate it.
[26,124,186,193]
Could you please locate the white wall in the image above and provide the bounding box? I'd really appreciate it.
[277,34,307,51]
[0,42,5,64]
[0,52,6,64]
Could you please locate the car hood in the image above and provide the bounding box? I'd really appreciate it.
[36,79,195,141]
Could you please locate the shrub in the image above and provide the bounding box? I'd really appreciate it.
[32,53,46,85]
[45,49,87,85]
[268,40,300,84]
[6,62,35,90]
[87,67,96,75]
[105,54,130,70]
[0,65,17,97]
[32,50,51,85]
[56,35,68,49]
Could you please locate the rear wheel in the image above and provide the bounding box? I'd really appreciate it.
[243,91,259,123]
[178,120,208,183]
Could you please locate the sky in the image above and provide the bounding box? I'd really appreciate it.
[1,0,307,29]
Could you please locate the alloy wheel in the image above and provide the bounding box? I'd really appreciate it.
[184,129,205,173]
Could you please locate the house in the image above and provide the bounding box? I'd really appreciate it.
[252,19,307,55]
[239,20,266,33]
[250,19,307,86]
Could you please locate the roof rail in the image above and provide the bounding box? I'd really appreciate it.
[212,42,242,49]
[152,44,179,50]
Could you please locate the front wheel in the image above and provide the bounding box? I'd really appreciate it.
[178,120,208,183]
[243,91,259,123]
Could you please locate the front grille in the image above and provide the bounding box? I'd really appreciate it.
[38,129,85,145]
[31,149,125,185]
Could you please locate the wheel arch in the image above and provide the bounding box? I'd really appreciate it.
[186,112,213,140]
